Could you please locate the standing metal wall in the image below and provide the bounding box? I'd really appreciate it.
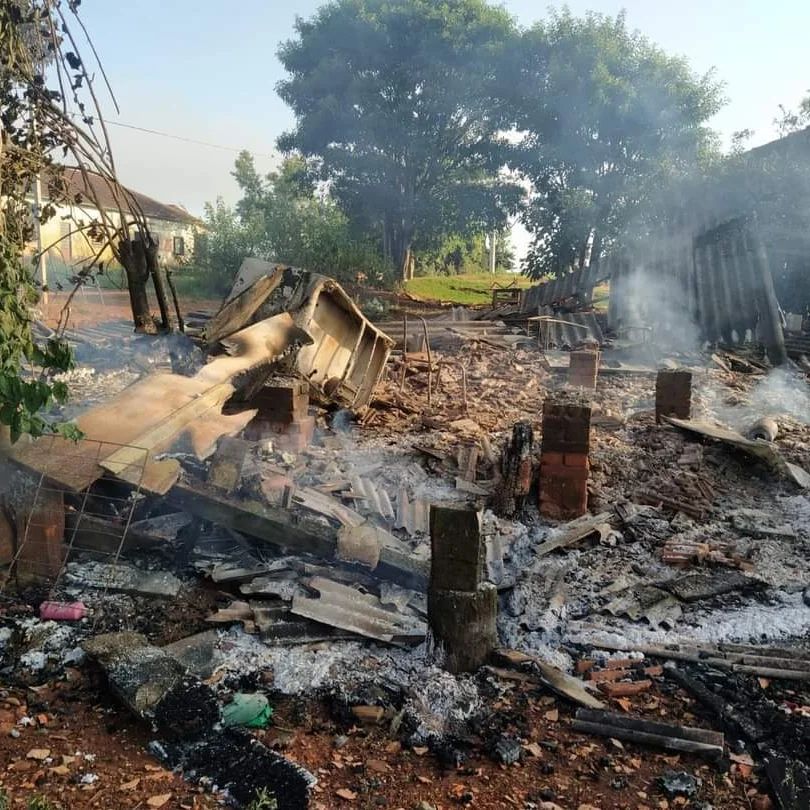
[519,217,786,362]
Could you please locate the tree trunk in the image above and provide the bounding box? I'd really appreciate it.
[493,421,534,518]
[144,234,176,332]
[118,236,156,333]
[385,219,414,282]
[404,248,415,281]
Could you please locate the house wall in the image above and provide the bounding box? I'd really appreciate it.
[28,202,198,275]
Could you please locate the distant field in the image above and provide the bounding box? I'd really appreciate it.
[592,281,610,311]
[403,272,533,305]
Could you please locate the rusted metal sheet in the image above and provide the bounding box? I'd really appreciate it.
[520,216,786,362]
[606,219,785,362]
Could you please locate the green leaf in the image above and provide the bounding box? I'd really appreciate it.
[51,381,69,403]
[54,422,84,442]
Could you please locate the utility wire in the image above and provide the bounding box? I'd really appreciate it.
[104,120,277,159]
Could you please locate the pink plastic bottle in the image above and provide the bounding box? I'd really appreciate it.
[39,601,87,621]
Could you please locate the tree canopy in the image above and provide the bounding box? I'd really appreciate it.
[277,0,524,281]
[774,91,810,136]
[506,9,724,278]
[193,151,391,292]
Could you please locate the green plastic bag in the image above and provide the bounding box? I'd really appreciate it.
[221,693,273,729]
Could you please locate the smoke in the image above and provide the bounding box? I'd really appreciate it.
[703,366,810,433]
[617,267,700,354]
[748,367,810,425]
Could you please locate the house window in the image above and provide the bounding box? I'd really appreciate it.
[173,236,185,256]
[59,220,72,261]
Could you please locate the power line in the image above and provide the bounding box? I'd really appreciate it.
[105,120,277,159]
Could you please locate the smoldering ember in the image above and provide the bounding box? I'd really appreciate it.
[1,243,810,810]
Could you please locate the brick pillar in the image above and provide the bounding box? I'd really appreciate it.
[539,396,591,520]
[16,488,66,584]
[244,379,315,452]
[428,505,497,674]
[568,350,600,390]
[655,370,692,424]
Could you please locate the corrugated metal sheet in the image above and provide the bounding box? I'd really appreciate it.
[608,219,769,348]
[520,216,784,353]
[532,307,605,348]
[291,577,426,645]
[520,260,611,312]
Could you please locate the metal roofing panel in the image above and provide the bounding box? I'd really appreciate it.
[534,307,604,347]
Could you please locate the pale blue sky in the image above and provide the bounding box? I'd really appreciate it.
[78,1,809,219]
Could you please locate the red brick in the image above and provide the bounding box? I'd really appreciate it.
[539,464,589,481]
[605,658,636,669]
[564,453,589,469]
[540,397,591,517]
[16,488,65,583]
[539,474,589,519]
[598,680,653,697]
[655,370,692,423]
[586,668,631,683]
[568,351,600,390]
[244,415,316,451]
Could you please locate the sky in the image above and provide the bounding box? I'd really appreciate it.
[76,0,809,248]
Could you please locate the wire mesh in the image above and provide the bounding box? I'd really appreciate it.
[0,435,150,612]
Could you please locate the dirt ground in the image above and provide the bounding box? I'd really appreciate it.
[37,290,219,331]
[0,663,771,810]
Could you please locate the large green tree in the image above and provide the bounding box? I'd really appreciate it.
[194,152,391,291]
[416,230,514,275]
[277,0,524,281]
[509,9,724,278]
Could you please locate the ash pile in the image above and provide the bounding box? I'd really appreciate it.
[1,259,810,809]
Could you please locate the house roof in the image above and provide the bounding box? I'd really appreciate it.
[744,125,810,162]
[58,167,201,226]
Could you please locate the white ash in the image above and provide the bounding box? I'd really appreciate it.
[208,627,489,738]
[570,590,810,649]
[0,627,12,651]
[402,668,483,741]
[216,630,371,694]
[15,619,84,671]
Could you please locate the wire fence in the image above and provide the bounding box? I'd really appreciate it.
[1,436,149,626]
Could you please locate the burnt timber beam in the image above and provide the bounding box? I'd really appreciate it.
[168,481,428,591]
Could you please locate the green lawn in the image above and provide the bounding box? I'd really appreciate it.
[403,272,533,306]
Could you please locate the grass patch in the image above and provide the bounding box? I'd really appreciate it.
[246,789,277,810]
[403,272,532,305]
[592,281,609,312]
[28,798,60,810]
[169,268,231,299]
